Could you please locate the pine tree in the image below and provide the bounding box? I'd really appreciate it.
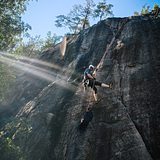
[93,0,113,21]
[55,0,95,34]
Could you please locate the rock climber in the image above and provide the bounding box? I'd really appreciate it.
[79,107,93,132]
[84,64,112,103]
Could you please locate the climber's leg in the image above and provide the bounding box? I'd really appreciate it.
[94,93,98,102]
[101,83,110,88]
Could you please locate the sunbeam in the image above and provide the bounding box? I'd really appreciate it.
[0,52,81,92]
[0,51,81,77]
[0,51,62,70]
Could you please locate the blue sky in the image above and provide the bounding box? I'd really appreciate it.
[22,0,159,40]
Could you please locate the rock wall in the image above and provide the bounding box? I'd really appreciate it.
[1,14,160,160]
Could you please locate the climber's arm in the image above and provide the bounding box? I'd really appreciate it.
[87,73,94,79]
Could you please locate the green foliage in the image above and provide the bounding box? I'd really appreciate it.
[81,0,95,30]
[55,0,96,33]
[134,3,160,16]
[93,0,113,21]
[0,117,32,160]
[55,0,114,33]
[0,137,23,160]
[141,3,151,14]
[40,31,62,51]
[134,12,139,16]
[12,35,42,57]
[55,13,82,34]
[153,3,160,11]
[0,0,35,51]
[12,32,62,57]
[4,117,32,142]
[0,62,15,101]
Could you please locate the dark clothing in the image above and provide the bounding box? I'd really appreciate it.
[79,110,93,132]
[84,68,102,94]
[83,110,93,122]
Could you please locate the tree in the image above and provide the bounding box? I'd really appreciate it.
[40,31,62,51]
[81,0,95,30]
[0,137,23,160]
[93,0,113,21]
[69,4,90,32]
[55,0,95,34]
[134,3,160,16]
[55,14,80,34]
[0,62,15,101]
[12,32,62,57]
[140,3,151,14]
[0,0,35,51]
[153,3,160,12]
[134,12,139,16]
[0,117,32,160]
[13,35,42,57]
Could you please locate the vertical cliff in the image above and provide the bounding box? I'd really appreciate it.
[0,13,160,160]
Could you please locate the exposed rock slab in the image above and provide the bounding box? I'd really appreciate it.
[1,14,160,160]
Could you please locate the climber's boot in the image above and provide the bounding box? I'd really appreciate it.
[95,99,101,104]
[109,83,113,89]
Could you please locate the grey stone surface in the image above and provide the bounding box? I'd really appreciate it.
[1,14,160,160]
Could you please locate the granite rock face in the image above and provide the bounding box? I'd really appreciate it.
[1,14,160,160]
